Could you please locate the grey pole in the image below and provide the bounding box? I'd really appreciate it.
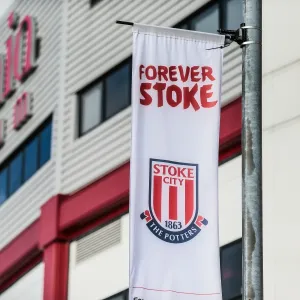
[242,0,263,299]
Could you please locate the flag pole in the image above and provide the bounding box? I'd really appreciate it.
[241,0,263,299]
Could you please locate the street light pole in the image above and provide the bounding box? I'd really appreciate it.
[241,0,263,299]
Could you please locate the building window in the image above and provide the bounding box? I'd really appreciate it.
[191,3,219,33]
[78,61,131,137]
[224,0,244,29]
[221,239,242,300]
[0,117,52,206]
[105,290,128,300]
[39,121,52,166]
[24,137,38,181]
[176,0,243,32]
[0,168,8,205]
[9,152,23,195]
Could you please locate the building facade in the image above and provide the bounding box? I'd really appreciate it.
[0,0,299,300]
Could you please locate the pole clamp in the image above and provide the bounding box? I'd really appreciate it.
[217,23,261,48]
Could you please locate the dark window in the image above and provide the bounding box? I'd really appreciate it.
[0,117,52,206]
[224,0,244,29]
[24,137,38,181]
[105,64,131,119]
[176,0,243,32]
[9,152,23,195]
[39,121,52,166]
[221,239,242,300]
[105,290,128,300]
[191,3,219,33]
[78,61,131,137]
[0,168,8,205]
[80,84,103,135]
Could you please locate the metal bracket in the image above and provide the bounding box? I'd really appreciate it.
[217,23,261,49]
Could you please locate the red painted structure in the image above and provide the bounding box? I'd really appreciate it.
[0,98,241,300]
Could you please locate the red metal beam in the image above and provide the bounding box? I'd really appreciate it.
[59,163,130,233]
[0,220,41,288]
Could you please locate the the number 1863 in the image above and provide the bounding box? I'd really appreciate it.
[165,220,182,229]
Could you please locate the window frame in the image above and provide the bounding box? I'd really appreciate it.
[0,116,53,205]
[220,238,242,300]
[24,136,39,181]
[77,58,132,137]
[175,0,242,31]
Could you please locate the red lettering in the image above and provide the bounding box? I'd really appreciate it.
[139,65,145,80]
[183,84,200,111]
[200,84,217,108]
[178,66,190,82]
[14,16,38,82]
[153,82,166,107]
[0,55,4,105]
[154,165,195,178]
[140,83,152,105]
[202,66,215,81]
[166,85,182,107]
[187,168,194,178]
[163,177,169,184]
[191,66,201,82]
[145,65,157,80]
[13,92,32,130]
[169,66,177,81]
[161,165,168,175]
[168,166,176,176]
[177,167,187,178]
[153,164,160,174]
[4,35,15,99]
[157,66,168,81]
[8,12,19,30]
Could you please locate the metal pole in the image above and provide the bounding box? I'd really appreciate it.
[242,0,263,299]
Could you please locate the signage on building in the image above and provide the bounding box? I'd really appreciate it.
[129,24,224,300]
[0,11,40,146]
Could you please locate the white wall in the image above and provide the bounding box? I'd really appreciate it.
[262,0,300,299]
[0,0,63,248]
[0,263,44,300]
[68,215,129,300]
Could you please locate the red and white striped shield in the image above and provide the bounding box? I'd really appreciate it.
[149,159,198,232]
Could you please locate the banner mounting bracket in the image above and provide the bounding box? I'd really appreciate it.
[217,22,262,49]
[116,20,134,26]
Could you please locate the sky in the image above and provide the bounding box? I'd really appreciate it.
[0,0,14,20]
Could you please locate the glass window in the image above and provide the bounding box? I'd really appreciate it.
[109,295,124,300]
[192,3,219,34]
[105,63,130,120]
[221,240,242,300]
[39,122,52,166]
[9,152,23,195]
[106,290,128,300]
[80,84,102,135]
[225,0,243,29]
[24,137,38,181]
[0,168,8,204]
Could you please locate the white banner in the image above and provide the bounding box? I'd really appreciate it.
[130,24,225,300]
